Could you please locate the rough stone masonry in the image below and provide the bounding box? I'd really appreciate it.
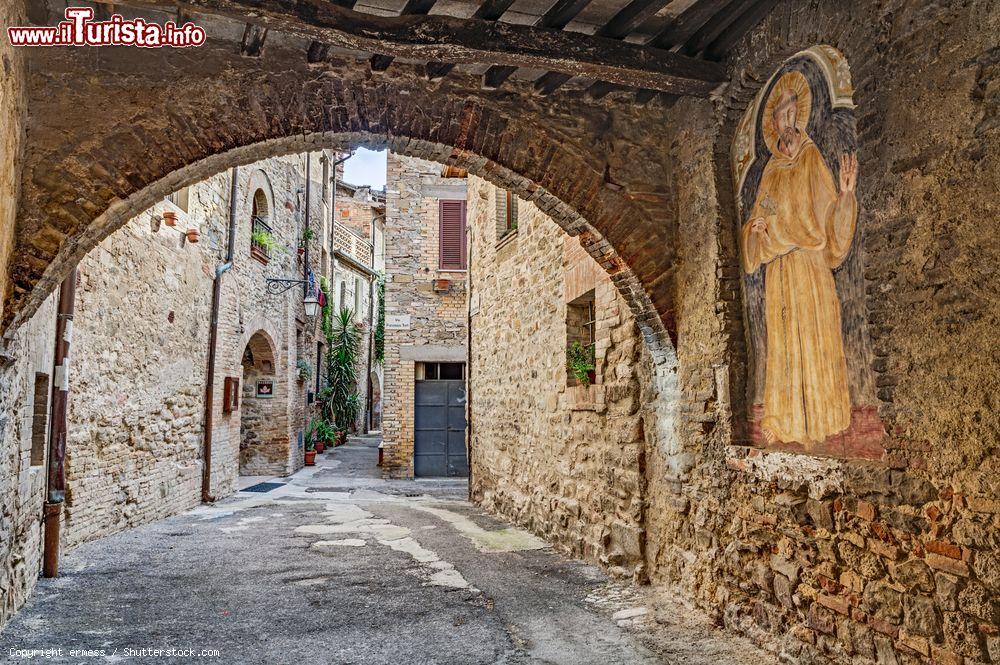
[0,2,996,665]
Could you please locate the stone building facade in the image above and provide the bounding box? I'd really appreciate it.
[329,179,385,432]
[381,153,468,478]
[59,151,349,549]
[0,3,996,662]
[468,176,649,580]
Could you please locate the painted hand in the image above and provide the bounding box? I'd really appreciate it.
[750,217,768,235]
[839,153,858,193]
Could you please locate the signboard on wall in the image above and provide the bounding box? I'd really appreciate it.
[385,314,411,330]
[256,379,274,398]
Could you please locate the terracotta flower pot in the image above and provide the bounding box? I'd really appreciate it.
[315,441,326,454]
[586,369,597,386]
[304,450,316,466]
[185,229,200,243]
[297,246,305,256]
[162,211,178,227]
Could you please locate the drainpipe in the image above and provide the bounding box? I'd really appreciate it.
[465,222,473,502]
[202,166,239,503]
[42,267,78,578]
[303,153,311,298]
[364,213,384,433]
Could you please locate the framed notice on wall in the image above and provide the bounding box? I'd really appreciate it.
[223,377,240,413]
[256,379,274,399]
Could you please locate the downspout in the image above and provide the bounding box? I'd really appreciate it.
[303,153,311,298]
[42,267,78,578]
[201,166,239,503]
[364,213,384,432]
[465,219,473,502]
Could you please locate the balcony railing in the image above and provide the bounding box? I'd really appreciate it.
[251,215,272,262]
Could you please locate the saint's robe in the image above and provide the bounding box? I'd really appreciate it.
[741,137,857,445]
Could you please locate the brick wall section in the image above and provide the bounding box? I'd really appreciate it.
[63,153,330,550]
[381,154,468,478]
[468,175,651,579]
[8,27,677,358]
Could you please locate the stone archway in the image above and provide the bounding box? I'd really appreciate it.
[239,330,285,476]
[8,27,688,362]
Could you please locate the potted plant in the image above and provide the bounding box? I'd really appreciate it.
[162,210,178,227]
[304,437,317,466]
[298,228,315,256]
[315,420,336,452]
[251,229,281,258]
[567,341,596,387]
[296,359,312,383]
[185,228,200,243]
[319,307,363,447]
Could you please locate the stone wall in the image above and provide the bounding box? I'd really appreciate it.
[0,293,56,628]
[0,0,26,325]
[381,153,468,477]
[640,3,1000,664]
[63,153,330,549]
[467,176,650,579]
[0,0,48,627]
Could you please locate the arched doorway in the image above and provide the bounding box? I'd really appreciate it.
[239,330,284,476]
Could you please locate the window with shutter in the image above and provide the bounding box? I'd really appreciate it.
[438,199,467,270]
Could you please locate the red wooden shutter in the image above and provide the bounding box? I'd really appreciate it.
[439,199,466,269]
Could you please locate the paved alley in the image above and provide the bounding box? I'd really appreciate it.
[1,437,776,664]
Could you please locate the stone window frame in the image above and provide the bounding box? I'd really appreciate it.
[29,371,51,467]
[566,289,597,388]
[165,186,190,213]
[495,189,519,247]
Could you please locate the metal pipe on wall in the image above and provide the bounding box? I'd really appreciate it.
[364,214,385,433]
[201,165,239,503]
[43,266,78,578]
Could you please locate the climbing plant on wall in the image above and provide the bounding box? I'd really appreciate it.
[374,273,385,366]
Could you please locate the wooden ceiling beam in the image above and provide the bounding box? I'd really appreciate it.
[112,0,725,95]
[370,0,439,71]
[482,0,593,90]
[426,0,517,80]
[534,0,671,96]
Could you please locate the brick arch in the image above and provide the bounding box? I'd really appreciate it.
[232,316,282,379]
[11,45,683,364]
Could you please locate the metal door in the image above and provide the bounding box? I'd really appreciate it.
[414,380,467,477]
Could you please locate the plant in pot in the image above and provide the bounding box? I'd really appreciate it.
[314,420,336,452]
[319,306,362,448]
[304,430,317,466]
[567,341,596,387]
[162,210,178,227]
[298,228,315,256]
[251,229,281,257]
[296,359,312,383]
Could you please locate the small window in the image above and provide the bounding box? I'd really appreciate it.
[30,372,50,466]
[250,188,272,263]
[166,186,190,213]
[339,281,347,312]
[438,200,467,270]
[354,277,363,315]
[566,290,596,387]
[496,190,518,242]
[416,362,466,381]
[322,159,330,203]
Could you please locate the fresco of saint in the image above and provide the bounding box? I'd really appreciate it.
[740,71,859,446]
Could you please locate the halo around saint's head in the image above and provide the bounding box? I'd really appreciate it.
[762,71,812,155]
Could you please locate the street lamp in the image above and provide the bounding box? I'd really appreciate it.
[303,293,320,317]
[264,275,321,317]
